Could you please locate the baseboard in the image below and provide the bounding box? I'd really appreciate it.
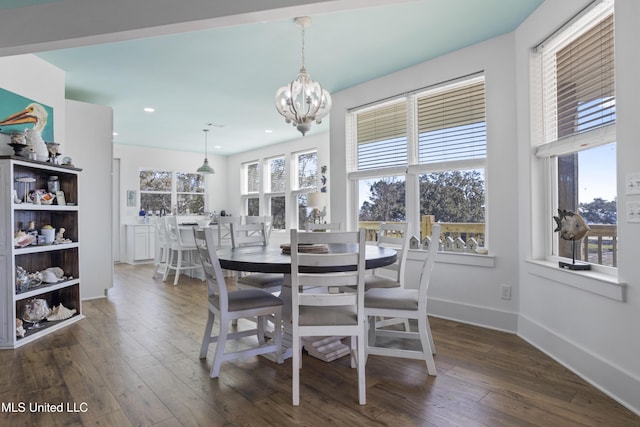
[428,297,518,333]
[518,314,640,416]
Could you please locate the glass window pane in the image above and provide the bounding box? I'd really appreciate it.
[140,193,171,213]
[246,162,259,193]
[177,172,204,193]
[270,196,286,230]
[177,194,205,214]
[297,151,318,189]
[557,143,617,266]
[140,170,171,191]
[419,170,485,246]
[298,193,309,230]
[358,176,406,223]
[269,157,286,192]
[247,197,260,216]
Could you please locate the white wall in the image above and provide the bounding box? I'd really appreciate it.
[330,34,521,332]
[113,144,226,260]
[515,0,640,415]
[65,99,114,299]
[329,0,639,414]
[0,54,114,300]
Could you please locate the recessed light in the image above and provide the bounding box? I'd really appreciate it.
[143,107,155,113]
[112,132,118,136]
[265,129,273,133]
[214,145,222,149]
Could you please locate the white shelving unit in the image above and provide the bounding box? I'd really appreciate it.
[0,156,84,349]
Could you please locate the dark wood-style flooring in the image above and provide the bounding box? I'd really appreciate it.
[0,263,637,427]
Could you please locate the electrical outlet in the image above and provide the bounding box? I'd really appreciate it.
[500,284,512,300]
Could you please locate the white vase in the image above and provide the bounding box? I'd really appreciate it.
[25,129,49,161]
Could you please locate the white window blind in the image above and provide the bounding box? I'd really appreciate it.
[417,79,486,164]
[537,0,615,156]
[355,100,407,170]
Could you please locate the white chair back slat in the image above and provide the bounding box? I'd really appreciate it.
[230,222,268,248]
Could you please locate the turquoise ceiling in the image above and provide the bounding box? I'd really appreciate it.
[30,0,543,156]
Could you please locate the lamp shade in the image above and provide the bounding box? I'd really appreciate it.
[307,192,326,209]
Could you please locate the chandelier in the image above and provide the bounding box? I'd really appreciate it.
[275,16,332,136]
[196,128,215,174]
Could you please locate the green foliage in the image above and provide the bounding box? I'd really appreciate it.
[359,177,406,221]
[419,171,485,222]
[579,197,617,224]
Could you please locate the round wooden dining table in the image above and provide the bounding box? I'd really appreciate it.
[216,243,397,274]
[215,243,397,360]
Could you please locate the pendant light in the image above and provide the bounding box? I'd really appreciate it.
[197,128,215,174]
[275,16,332,136]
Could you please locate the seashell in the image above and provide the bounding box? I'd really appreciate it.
[41,271,60,284]
[45,267,64,278]
[46,304,76,321]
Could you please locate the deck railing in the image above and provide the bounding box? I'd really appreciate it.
[359,216,617,267]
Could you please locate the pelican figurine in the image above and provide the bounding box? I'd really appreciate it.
[0,103,49,161]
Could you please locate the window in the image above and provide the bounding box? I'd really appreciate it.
[176,172,205,214]
[348,75,486,246]
[295,150,318,190]
[241,151,319,230]
[139,169,207,215]
[139,170,172,214]
[535,0,616,268]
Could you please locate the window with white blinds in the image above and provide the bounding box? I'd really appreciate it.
[537,0,615,155]
[417,80,486,164]
[533,0,617,269]
[355,100,408,170]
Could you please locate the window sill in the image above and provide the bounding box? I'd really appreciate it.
[408,249,495,268]
[526,259,626,302]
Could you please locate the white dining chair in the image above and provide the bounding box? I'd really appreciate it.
[365,222,410,290]
[244,215,274,242]
[230,222,284,294]
[162,216,201,286]
[364,224,441,376]
[194,227,283,378]
[217,216,240,247]
[152,216,169,278]
[304,222,342,232]
[290,228,367,406]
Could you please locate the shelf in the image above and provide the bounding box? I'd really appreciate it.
[1,158,82,349]
[11,314,85,349]
[14,242,79,255]
[13,204,78,211]
[15,278,80,301]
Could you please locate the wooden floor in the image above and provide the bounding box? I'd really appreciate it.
[1,264,637,427]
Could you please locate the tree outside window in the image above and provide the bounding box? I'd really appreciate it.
[139,170,172,214]
[176,172,205,214]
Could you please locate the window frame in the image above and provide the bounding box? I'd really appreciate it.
[347,74,487,246]
[139,168,208,215]
[532,0,617,274]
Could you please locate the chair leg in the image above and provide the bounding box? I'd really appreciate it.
[418,315,437,376]
[200,312,215,359]
[292,332,301,405]
[257,316,266,344]
[425,315,436,354]
[350,334,357,369]
[357,335,366,405]
[273,311,283,364]
[163,249,173,281]
[173,250,183,286]
[210,318,229,378]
